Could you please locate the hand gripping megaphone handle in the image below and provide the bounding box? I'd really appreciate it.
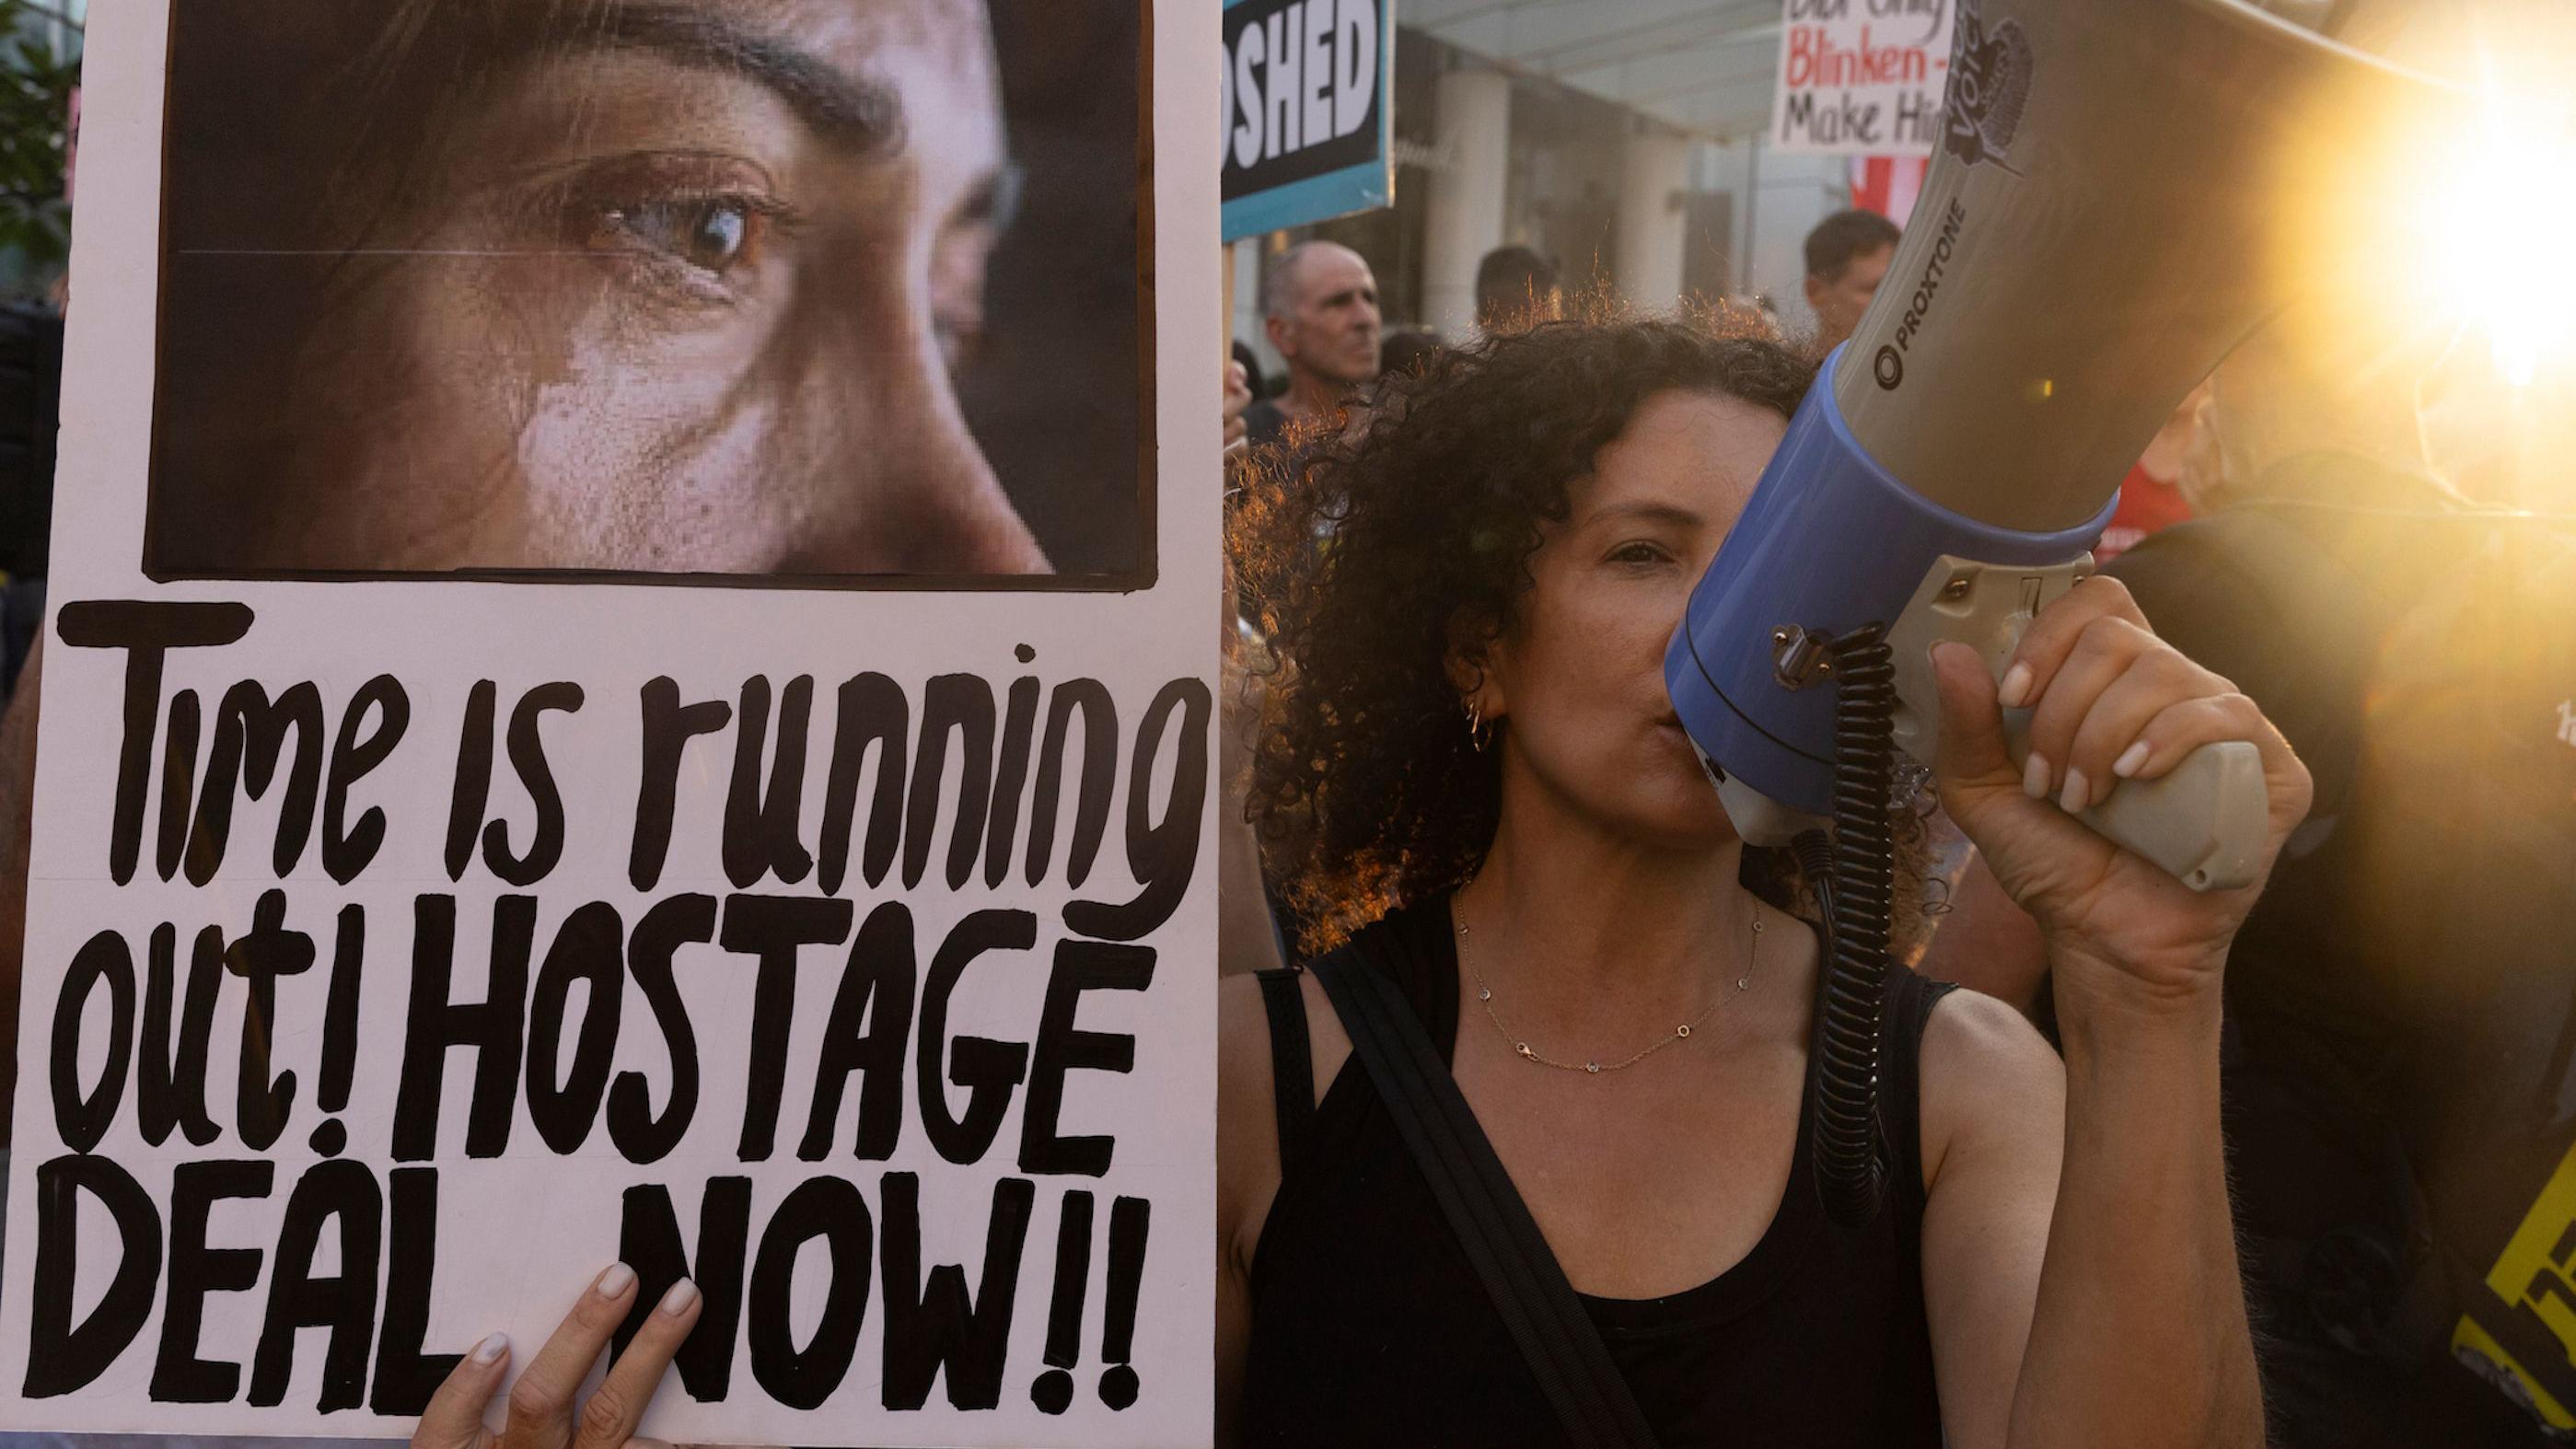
[1886,555,2267,891]
[2000,713,2268,891]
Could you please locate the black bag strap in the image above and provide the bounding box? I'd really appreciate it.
[1309,932,1663,1449]
[1253,967,1316,1174]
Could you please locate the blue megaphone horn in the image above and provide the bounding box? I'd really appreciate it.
[1667,0,2450,885]
[1665,0,2449,1224]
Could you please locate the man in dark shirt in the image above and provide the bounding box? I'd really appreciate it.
[1240,241,1382,451]
[1802,208,1899,354]
[0,301,59,702]
[1475,245,1561,337]
[1928,308,2576,1444]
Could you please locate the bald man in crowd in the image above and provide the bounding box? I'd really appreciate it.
[1241,240,1382,450]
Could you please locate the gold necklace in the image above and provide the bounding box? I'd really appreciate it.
[1458,909,1763,1075]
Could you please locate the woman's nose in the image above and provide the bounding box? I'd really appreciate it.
[913,446,1050,574]
[776,397,1050,576]
[878,352,1051,573]
[773,272,1053,577]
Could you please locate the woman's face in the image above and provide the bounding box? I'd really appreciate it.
[1480,388,1788,849]
[280,0,1046,575]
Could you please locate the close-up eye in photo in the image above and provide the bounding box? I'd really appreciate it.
[615,196,767,274]
[139,0,1148,585]
[577,164,790,282]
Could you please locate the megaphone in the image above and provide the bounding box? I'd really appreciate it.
[1664,0,2449,1222]
[1668,0,2449,878]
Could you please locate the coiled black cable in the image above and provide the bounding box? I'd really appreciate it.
[1799,623,1897,1230]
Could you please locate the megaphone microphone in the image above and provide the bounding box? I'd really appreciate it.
[1665,0,2445,1224]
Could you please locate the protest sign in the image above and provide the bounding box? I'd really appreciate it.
[0,0,1219,1444]
[1222,0,1393,240]
[1771,0,1956,156]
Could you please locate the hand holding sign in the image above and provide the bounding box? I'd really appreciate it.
[412,1264,702,1449]
[4,0,1217,1438]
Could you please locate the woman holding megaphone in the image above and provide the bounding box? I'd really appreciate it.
[1215,314,2303,1447]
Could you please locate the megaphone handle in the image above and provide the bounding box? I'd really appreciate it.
[1999,711,2267,891]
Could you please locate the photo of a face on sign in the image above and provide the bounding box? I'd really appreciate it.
[145,0,1149,586]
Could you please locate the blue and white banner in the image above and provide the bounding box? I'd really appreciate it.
[1222,0,1394,239]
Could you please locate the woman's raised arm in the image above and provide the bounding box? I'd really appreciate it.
[1918,575,2309,1449]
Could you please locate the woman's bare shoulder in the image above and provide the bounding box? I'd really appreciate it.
[1216,970,1353,1147]
[1917,983,2064,1193]
[1216,975,1280,1275]
[1218,975,1280,1151]
[1217,968,1354,1274]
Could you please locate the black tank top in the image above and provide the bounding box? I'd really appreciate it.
[1241,898,1955,1447]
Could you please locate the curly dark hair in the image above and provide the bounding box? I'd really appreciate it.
[1232,310,1852,949]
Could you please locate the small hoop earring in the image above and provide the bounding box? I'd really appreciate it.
[1465,701,1494,752]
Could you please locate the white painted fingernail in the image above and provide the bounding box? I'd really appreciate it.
[659,1279,700,1316]
[473,1332,510,1364]
[597,1262,636,1299]
[2022,752,2049,799]
[2113,741,2151,779]
[2060,768,2090,813]
[1998,662,2034,709]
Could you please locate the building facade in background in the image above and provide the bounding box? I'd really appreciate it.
[1231,6,1866,378]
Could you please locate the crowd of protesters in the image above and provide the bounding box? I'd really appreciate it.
[0,42,2570,1437]
[1217,203,2576,1446]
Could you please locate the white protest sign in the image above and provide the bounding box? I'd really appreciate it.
[0,0,1218,1444]
[1772,0,1956,156]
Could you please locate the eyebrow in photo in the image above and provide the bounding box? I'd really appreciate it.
[531,2,909,158]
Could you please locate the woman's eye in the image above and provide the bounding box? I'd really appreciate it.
[609,197,765,274]
[1607,541,1670,565]
[540,154,799,300]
